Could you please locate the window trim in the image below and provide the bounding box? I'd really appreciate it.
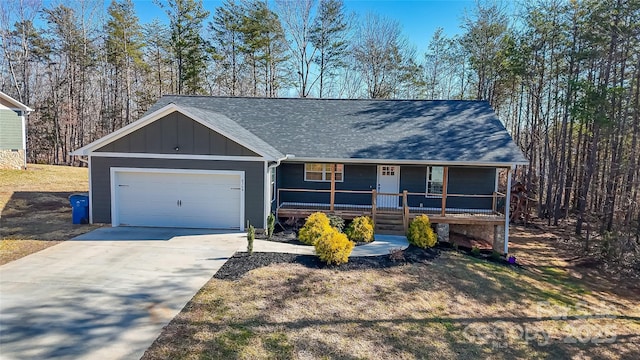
[426,166,444,196]
[304,163,344,182]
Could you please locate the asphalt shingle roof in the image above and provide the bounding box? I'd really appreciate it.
[147,96,528,165]
[183,106,284,160]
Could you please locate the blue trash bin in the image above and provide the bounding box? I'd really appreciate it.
[69,194,89,224]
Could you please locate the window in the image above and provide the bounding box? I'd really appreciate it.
[380,166,396,176]
[304,163,344,182]
[427,166,444,194]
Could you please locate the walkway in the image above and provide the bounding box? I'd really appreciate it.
[252,234,409,256]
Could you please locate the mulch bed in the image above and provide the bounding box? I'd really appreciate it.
[214,245,441,281]
[255,230,306,246]
[218,227,520,281]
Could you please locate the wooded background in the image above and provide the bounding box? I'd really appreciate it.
[1,0,639,262]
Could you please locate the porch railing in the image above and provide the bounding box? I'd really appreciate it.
[276,188,506,231]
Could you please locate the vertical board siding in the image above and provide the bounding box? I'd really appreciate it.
[277,163,497,210]
[277,163,377,205]
[400,166,441,208]
[128,128,146,153]
[179,116,195,154]
[91,157,265,226]
[96,113,259,156]
[447,167,496,209]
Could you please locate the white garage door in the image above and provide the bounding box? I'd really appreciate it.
[112,169,243,229]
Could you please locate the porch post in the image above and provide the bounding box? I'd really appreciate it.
[402,190,409,233]
[493,168,499,214]
[441,166,449,216]
[371,190,377,225]
[330,164,335,211]
[504,166,513,254]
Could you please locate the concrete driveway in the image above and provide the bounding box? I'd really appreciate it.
[0,227,244,360]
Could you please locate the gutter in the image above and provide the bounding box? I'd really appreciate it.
[269,154,295,169]
[284,157,528,168]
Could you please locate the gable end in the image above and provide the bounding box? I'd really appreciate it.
[95,112,259,157]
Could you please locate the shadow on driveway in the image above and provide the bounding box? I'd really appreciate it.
[0,228,244,359]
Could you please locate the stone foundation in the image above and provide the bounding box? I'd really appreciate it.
[0,149,25,169]
[449,224,494,243]
[436,223,450,243]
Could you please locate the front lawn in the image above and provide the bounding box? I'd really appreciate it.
[142,226,640,359]
[0,164,97,265]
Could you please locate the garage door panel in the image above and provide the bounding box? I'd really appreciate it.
[114,170,242,229]
[120,213,182,227]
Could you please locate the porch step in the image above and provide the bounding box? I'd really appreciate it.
[376,227,406,235]
[376,229,406,236]
[375,213,405,236]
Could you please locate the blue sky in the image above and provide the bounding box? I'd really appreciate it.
[129,0,476,53]
[36,0,477,54]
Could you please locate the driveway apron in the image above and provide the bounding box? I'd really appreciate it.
[0,227,244,360]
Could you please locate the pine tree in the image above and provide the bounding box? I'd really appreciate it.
[309,0,349,98]
[105,0,145,128]
[460,1,510,104]
[209,0,245,96]
[143,19,172,99]
[241,0,288,97]
[162,0,210,94]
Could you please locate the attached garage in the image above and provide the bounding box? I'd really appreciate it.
[71,103,285,230]
[111,168,244,229]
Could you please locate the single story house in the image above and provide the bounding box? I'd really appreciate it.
[72,96,528,254]
[0,91,33,169]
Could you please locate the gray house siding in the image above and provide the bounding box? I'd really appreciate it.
[277,163,376,205]
[400,166,440,208]
[447,167,495,209]
[278,163,496,210]
[90,156,265,226]
[0,109,22,150]
[402,166,495,209]
[96,112,259,157]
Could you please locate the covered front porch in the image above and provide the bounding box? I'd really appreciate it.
[276,188,507,226]
[274,162,514,253]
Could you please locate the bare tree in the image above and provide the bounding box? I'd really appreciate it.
[276,0,316,97]
[309,0,350,98]
[351,13,409,99]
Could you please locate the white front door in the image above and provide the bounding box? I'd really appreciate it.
[377,165,400,208]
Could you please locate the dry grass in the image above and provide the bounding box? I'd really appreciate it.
[143,225,640,360]
[0,164,98,265]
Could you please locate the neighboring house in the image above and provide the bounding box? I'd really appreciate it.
[72,96,528,254]
[0,91,33,169]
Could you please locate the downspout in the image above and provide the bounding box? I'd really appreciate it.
[266,154,294,224]
[504,165,514,255]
